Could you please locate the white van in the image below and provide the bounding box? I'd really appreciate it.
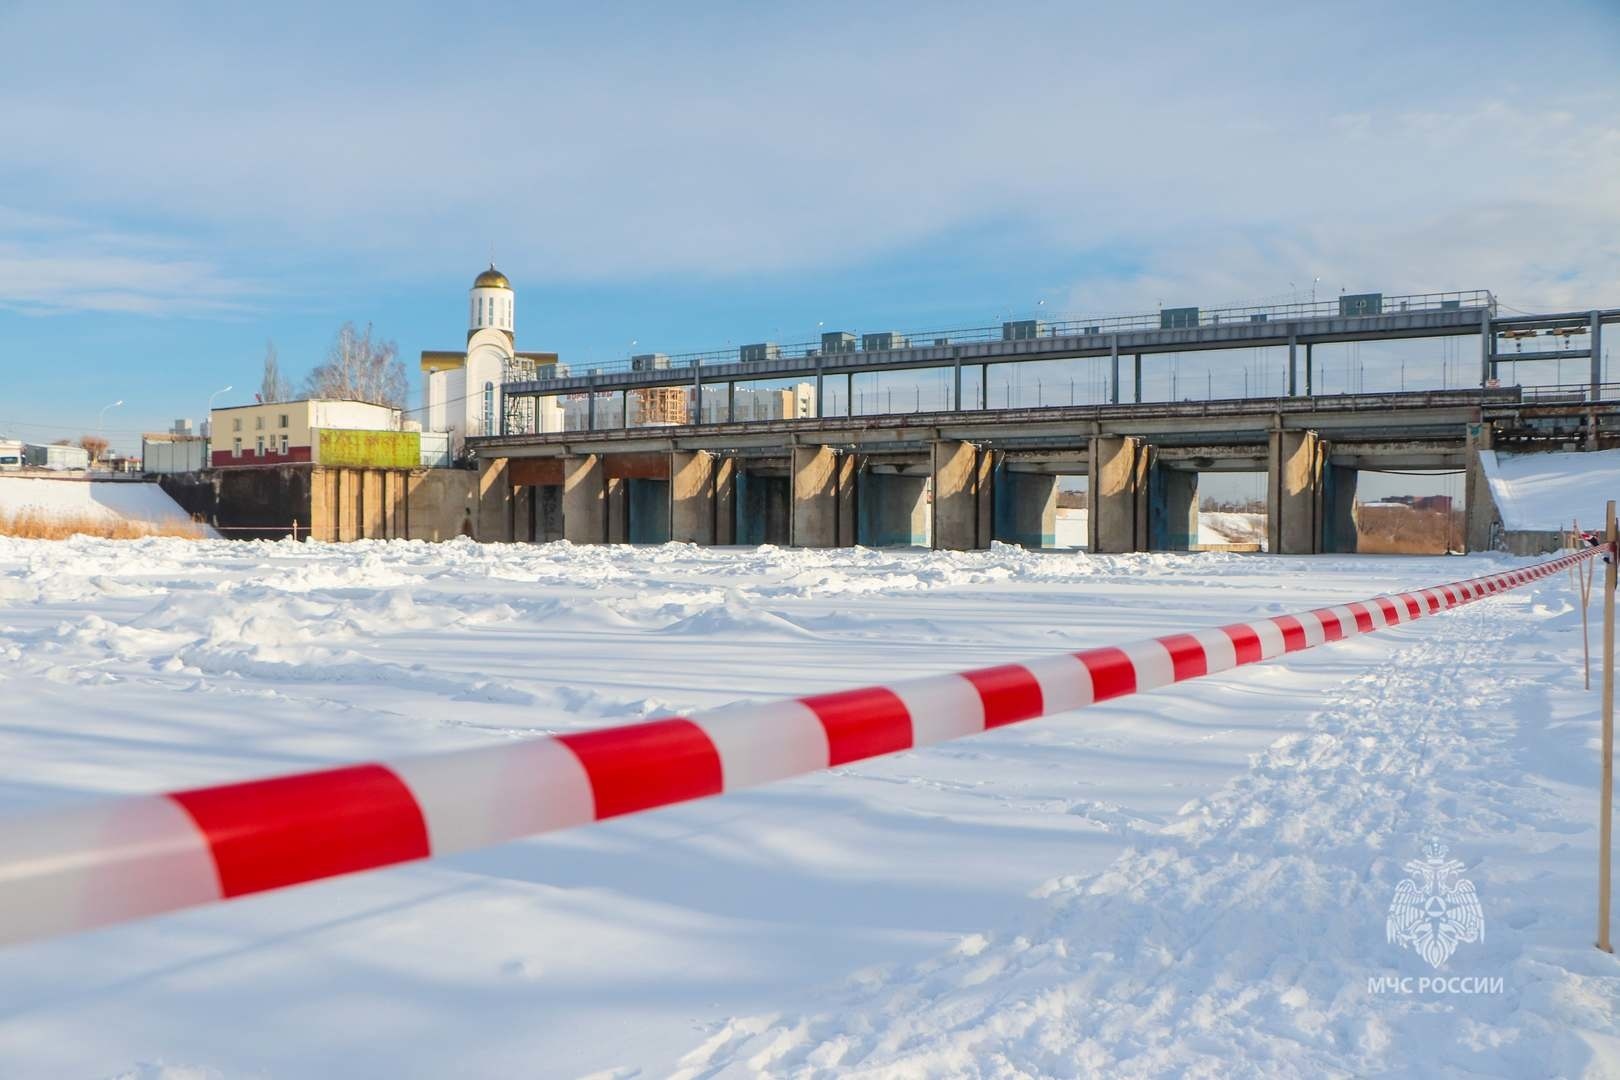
[0,439,23,469]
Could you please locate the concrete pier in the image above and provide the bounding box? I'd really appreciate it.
[1088,436,1147,553]
[1464,421,1496,552]
[714,456,737,544]
[791,445,840,548]
[670,450,716,545]
[605,476,628,543]
[477,457,512,542]
[836,453,858,547]
[932,440,990,550]
[562,454,605,544]
[1267,430,1323,554]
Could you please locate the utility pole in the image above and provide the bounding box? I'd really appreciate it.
[1601,499,1617,953]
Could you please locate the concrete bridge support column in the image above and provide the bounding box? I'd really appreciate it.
[993,465,1058,548]
[335,469,356,542]
[511,482,533,543]
[1267,430,1325,554]
[790,445,840,548]
[562,454,605,544]
[670,450,716,544]
[1087,436,1148,553]
[859,467,930,547]
[836,453,858,547]
[932,440,991,550]
[1148,465,1197,551]
[715,456,736,544]
[606,478,629,543]
[477,457,514,542]
[1465,421,1498,552]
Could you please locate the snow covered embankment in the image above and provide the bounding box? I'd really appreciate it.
[0,475,211,537]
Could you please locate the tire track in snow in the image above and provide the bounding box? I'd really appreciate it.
[674,589,1620,1079]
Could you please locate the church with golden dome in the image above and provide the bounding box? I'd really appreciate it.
[420,265,564,455]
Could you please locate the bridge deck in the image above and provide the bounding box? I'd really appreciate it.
[472,388,1595,460]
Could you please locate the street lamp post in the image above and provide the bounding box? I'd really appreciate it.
[206,385,234,430]
[97,400,124,468]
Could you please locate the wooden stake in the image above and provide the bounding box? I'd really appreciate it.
[1576,519,1594,690]
[1600,500,1616,953]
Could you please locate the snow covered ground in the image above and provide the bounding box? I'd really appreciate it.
[0,537,1616,1077]
[1052,508,1265,550]
[1198,510,1266,548]
[1054,507,1086,547]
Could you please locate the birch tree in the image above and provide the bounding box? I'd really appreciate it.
[304,322,407,408]
[259,341,293,402]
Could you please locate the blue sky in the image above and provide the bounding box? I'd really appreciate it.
[1,1,1616,453]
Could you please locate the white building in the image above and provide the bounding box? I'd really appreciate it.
[421,266,564,454]
[141,420,209,475]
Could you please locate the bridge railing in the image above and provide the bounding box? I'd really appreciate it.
[535,290,1494,382]
[1514,382,1620,404]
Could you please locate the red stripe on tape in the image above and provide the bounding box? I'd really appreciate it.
[1273,615,1309,652]
[558,718,723,819]
[1401,594,1423,619]
[1077,646,1135,701]
[1348,602,1374,633]
[1221,623,1264,665]
[1156,633,1209,681]
[801,686,912,765]
[962,664,1044,728]
[170,764,430,899]
[1311,610,1345,643]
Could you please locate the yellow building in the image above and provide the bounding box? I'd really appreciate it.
[209,399,413,468]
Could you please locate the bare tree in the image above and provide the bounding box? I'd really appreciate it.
[78,434,109,462]
[259,340,293,403]
[304,322,407,408]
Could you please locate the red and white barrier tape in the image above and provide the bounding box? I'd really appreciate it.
[0,547,1606,948]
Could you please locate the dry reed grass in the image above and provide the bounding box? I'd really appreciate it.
[0,509,205,540]
[1354,506,1464,556]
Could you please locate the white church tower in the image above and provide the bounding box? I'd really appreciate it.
[421,264,562,457]
[469,265,514,338]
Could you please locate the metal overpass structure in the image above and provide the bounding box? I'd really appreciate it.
[500,291,1614,427]
[469,292,1619,556]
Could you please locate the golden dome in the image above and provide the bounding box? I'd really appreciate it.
[473,264,511,290]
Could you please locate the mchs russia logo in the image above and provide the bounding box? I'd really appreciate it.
[1386,840,1485,968]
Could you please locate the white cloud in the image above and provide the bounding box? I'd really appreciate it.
[0,2,1613,306]
[0,211,260,316]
